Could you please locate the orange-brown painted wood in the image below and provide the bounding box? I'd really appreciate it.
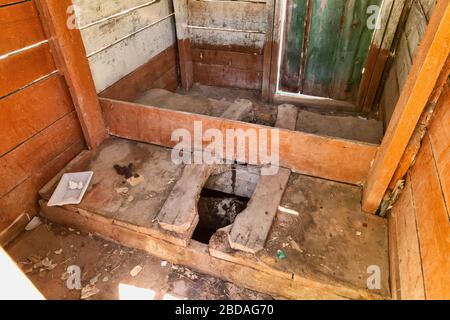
[100,45,179,101]
[0,112,85,231]
[0,112,84,199]
[0,75,74,157]
[427,81,450,218]
[191,47,264,72]
[362,1,450,213]
[0,1,46,56]
[0,42,56,97]
[35,0,107,150]
[100,98,378,185]
[410,136,450,300]
[193,63,263,90]
[390,175,426,300]
[178,39,194,92]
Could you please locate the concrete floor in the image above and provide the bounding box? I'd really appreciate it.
[5,222,272,300]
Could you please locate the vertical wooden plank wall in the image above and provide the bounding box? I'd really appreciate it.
[378,0,437,128]
[0,0,86,244]
[389,80,450,299]
[187,0,269,90]
[73,0,179,99]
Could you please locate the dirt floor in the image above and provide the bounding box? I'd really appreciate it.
[5,222,272,300]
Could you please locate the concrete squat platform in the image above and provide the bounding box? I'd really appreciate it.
[39,138,390,300]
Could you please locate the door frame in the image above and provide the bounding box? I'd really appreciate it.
[265,0,405,112]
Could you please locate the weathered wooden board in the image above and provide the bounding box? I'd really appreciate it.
[190,29,265,53]
[80,0,173,55]
[0,112,84,231]
[88,17,176,92]
[188,0,267,32]
[0,75,73,157]
[36,0,107,150]
[279,0,308,92]
[280,0,380,102]
[157,164,213,234]
[72,0,156,27]
[363,1,450,213]
[99,45,178,101]
[0,43,56,97]
[275,104,299,130]
[410,136,450,300]
[39,199,385,299]
[228,168,291,253]
[191,47,264,72]
[390,175,426,300]
[0,1,46,56]
[0,140,85,245]
[193,63,263,90]
[100,98,378,185]
[427,79,450,218]
[0,112,83,199]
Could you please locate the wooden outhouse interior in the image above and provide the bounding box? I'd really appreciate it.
[0,0,448,300]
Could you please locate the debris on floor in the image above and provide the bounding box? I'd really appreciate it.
[25,216,42,231]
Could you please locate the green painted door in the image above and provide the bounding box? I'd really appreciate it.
[279,0,381,102]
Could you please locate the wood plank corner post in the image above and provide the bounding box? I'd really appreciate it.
[362,0,450,213]
[261,0,276,102]
[35,0,107,150]
[173,0,193,92]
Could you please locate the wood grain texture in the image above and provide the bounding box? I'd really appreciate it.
[99,45,178,101]
[362,1,450,213]
[428,81,450,218]
[35,0,107,150]
[191,46,264,89]
[0,112,85,232]
[0,140,85,245]
[0,1,46,56]
[0,42,56,97]
[39,200,384,300]
[0,112,84,199]
[100,98,378,185]
[0,75,74,157]
[193,63,263,90]
[390,175,425,300]
[410,136,450,300]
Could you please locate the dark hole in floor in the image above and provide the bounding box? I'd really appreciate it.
[193,188,249,244]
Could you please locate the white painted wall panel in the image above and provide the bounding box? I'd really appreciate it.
[88,17,176,92]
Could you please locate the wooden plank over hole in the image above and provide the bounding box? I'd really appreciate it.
[0,1,46,56]
[0,75,74,157]
[0,42,56,98]
[100,98,378,185]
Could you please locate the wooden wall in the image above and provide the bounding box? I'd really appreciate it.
[74,0,178,94]
[389,79,449,300]
[378,0,437,128]
[0,0,86,243]
[187,0,268,90]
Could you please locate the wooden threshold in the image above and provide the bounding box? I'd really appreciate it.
[99,98,378,186]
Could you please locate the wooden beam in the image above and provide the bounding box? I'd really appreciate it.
[173,0,193,92]
[100,98,378,186]
[261,0,275,101]
[362,0,450,213]
[39,199,386,300]
[34,0,107,150]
